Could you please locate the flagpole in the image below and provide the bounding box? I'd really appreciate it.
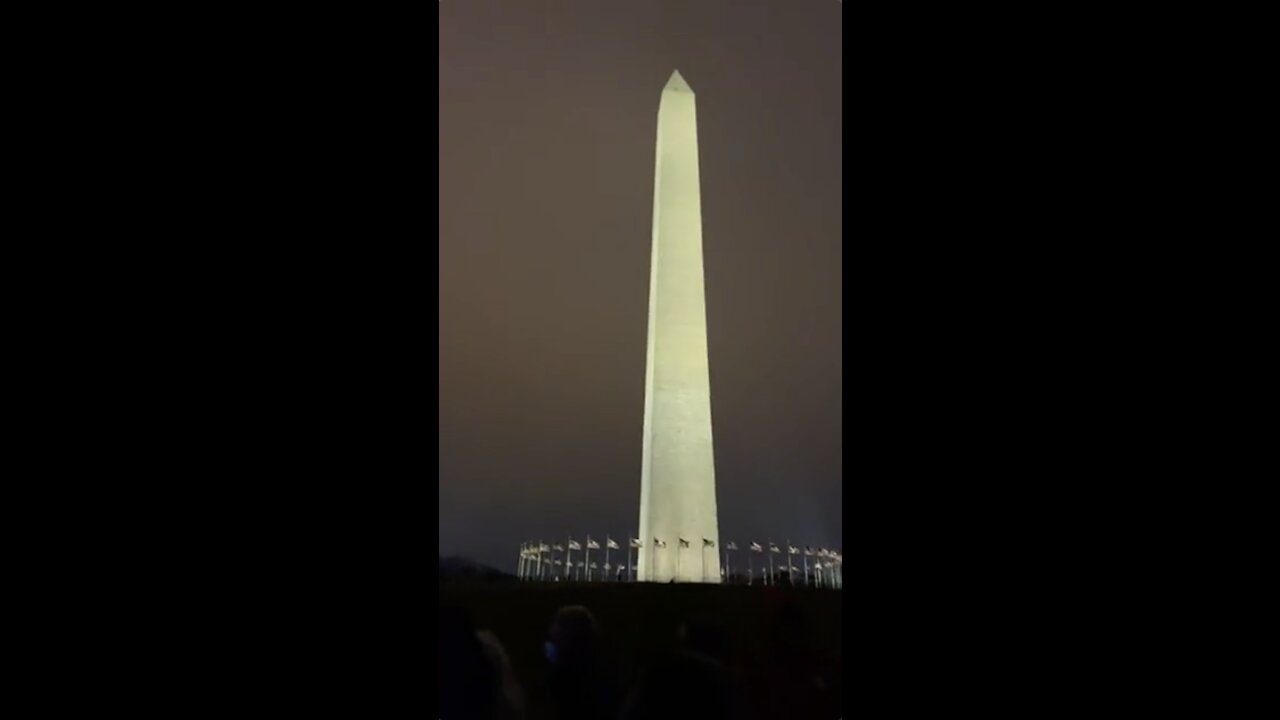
[605,538,611,582]
[565,540,573,582]
[786,541,795,585]
[767,540,774,586]
[627,544,633,583]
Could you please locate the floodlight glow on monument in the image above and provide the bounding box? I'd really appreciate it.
[636,70,721,584]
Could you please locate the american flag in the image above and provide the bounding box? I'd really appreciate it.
[630,538,643,548]
[606,537,619,550]
[586,538,601,550]
[750,542,763,552]
[703,538,715,547]
[678,538,690,548]
[726,541,739,551]
[568,538,581,551]
[654,538,667,548]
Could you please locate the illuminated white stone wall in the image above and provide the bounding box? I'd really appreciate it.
[636,70,721,584]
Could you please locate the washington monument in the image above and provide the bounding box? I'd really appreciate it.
[636,70,721,584]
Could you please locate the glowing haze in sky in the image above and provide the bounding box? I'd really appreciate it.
[439,0,842,572]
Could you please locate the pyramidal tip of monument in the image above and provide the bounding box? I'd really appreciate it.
[664,69,693,94]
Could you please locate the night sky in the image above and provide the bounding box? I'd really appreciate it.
[439,1,842,573]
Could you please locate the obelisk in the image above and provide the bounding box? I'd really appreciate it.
[636,70,720,584]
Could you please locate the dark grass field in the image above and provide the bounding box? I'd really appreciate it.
[441,581,843,718]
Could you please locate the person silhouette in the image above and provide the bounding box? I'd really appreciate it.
[438,605,525,720]
[438,605,497,720]
[544,606,619,720]
[745,601,841,720]
[476,630,524,720]
[620,648,742,720]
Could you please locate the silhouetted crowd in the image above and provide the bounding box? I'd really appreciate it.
[438,600,841,720]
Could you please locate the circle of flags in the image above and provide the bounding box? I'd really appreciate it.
[514,535,843,587]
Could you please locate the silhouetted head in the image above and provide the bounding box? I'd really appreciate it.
[546,605,600,668]
[678,619,729,664]
[621,650,738,720]
[476,630,524,720]
[767,601,809,658]
[438,605,497,720]
[545,606,619,718]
